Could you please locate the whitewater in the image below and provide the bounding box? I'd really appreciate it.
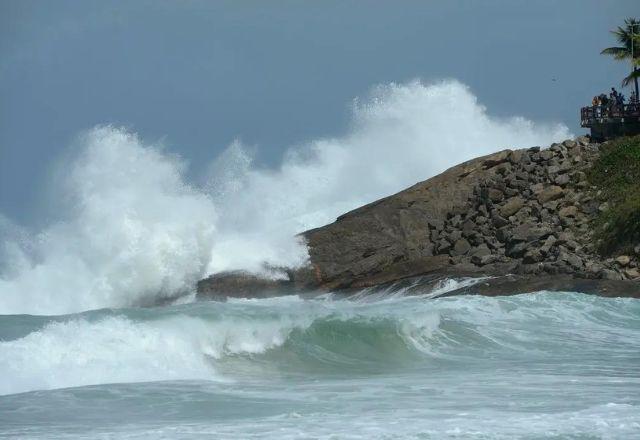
[0,80,570,315]
[1,80,639,439]
[1,287,639,439]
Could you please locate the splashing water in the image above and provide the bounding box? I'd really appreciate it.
[0,80,571,315]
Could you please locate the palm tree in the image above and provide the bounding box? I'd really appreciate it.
[601,18,640,99]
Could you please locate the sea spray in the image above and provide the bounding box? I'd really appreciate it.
[0,80,571,315]
[0,128,218,315]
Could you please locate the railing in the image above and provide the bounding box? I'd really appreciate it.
[581,102,640,127]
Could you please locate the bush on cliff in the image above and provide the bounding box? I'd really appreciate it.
[588,135,640,254]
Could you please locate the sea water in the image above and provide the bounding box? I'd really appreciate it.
[1,282,639,439]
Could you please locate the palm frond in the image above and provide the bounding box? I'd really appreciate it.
[621,69,640,87]
[612,27,631,47]
[601,46,630,60]
[603,18,640,88]
[603,18,640,62]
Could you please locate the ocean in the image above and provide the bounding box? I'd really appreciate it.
[1,280,639,439]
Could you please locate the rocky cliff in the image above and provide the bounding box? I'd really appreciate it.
[198,136,640,299]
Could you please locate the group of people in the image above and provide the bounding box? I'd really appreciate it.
[591,87,639,117]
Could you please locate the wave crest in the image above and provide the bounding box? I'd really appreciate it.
[2,290,638,396]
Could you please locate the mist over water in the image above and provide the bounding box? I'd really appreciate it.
[0,80,571,315]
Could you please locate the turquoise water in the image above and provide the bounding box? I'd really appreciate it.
[1,285,639,439]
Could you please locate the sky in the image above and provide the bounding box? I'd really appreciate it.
[0,0,637,225]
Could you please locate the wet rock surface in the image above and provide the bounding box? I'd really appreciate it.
[198,136,640,299]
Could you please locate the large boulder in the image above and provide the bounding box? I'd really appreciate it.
[301,149,516,289]
[536,185,564,203]
[500,197,525,217]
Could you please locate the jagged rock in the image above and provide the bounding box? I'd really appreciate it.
[540,150,554,161]
[422,242,435,257]
[496,227,510,243]
[576,136,589,146]
[482,150,511,167]
[558,161,573,173]
[523,248,543,263]
[556,231,575,243]
[449,230,462,242]
[510,224,553,243]
[500,197,525,217]
[506,242,529,258]
[428,218,445,231]
[461,220,476,236]
[543,200,560,212]
[197,271,297,299]
[487,188,504,202]
[473,243,491,254]
[514,207,533,224]
[485,236,503,250]
[586,262,604,277]
[616,255,631,267]
[531,182,544,193]
[452,239,472,256]
[508,150,525,164]
[496,162,512,176]
[554,174,570,186]
[536,185,564,203]
[572,170,587,182]
[558,251,584,270]
[509,179,528,191]
[540,235,557,254]
[547,165,560,175]
[491,211,509,228]
[504,187,519,197]
[558,205,578,218]
[475,254,500,266]
[437,239,452,253]
[601,269,623,281]
[624,268,640,279]
[564,240,580,251]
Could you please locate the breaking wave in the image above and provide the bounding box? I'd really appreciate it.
[1,289,638,396]
[0,80,571,315]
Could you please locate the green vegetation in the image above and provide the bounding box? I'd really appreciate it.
[601,17,640,98]
[588,135,640,254]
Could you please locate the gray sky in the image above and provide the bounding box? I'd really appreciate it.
[1,0,637,225]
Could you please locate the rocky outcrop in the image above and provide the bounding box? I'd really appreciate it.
[198,136,640,299]
[196,267,319,300]
[439,275,640,298]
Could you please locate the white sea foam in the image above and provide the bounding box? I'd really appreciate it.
[0,292,638,396]
[0,80,571,314]
[0,313,312,396]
